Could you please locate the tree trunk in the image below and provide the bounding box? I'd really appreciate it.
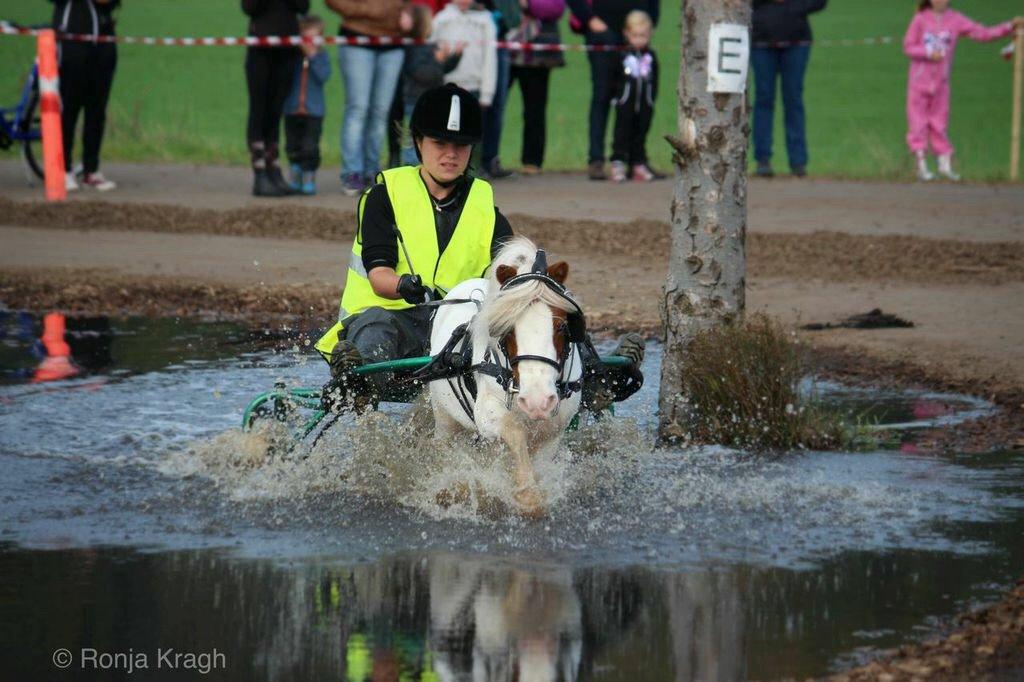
[658,0,751,443]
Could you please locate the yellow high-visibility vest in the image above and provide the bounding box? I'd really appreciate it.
[315,166,495,359]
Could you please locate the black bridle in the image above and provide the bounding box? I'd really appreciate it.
[412,249,592,421]
[475,249,588,408]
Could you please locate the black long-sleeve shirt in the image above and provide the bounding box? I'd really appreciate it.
[241,0,309,37]
[752,0,827,45]
[358,176,513,274]
[566,0,660,36]
[50,0,120,37]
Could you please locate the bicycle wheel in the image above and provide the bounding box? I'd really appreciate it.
[19,86,44,181]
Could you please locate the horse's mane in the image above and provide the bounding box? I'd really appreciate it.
[482,237,579,338]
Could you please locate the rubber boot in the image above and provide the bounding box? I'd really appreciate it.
[265,143,295,195]
[250,141,286,197]
[253,170,288,197]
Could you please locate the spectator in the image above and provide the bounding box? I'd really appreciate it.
[283,14,331,195]
[508,0,567,174]
[51,0,121,192]
[479,0,521,179]
[751,0,827,178]
[400,6,464,165]
[609,10,661,182]
[433,0,498,123]
[566,0,659,180]
[904,0,1023,181]
[242,0,309,197]
[325,0,413,196]
[386,2,450,169]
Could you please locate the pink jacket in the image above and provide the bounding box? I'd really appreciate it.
[904,9,1013,91]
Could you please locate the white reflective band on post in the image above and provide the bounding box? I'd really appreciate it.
[38,75,59,95]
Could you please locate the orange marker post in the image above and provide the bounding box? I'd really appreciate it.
[36,29,66,201]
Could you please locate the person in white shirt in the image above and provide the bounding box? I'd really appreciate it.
[432,0,498,108]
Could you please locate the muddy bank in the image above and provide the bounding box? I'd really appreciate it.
[0,268,337,322]
[834,578,1024,681]
[3,198,1023,285]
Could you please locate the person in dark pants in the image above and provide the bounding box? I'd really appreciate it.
[507,0,566,174]
[751,0,827,178]
[567,0,659,180]
[283,14,331,195]
[609,10,660,183]
[51,0,120,192]
[242,0,309,197]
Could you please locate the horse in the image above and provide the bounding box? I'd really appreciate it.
[427,237,584,518]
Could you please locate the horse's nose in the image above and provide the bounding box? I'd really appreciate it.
[517,394,557,420]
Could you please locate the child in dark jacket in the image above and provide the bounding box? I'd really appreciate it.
[283,14,331,195]
[400,5,463,165]
[609,10,661,182]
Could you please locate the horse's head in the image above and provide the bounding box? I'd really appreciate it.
[491,259,574,421]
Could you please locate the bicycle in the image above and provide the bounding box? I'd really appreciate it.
[0,21,45,184]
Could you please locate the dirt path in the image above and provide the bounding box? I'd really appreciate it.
[3,160,1023,241]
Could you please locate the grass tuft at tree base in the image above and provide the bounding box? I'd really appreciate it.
[676,314,845,452]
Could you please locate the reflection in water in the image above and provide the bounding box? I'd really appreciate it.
[9,539,1022,680]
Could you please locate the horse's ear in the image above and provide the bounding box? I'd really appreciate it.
[496,264,517,285]
[547,261,569,284]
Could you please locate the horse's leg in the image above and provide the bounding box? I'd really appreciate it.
[433,407,472,508]
[501,415,545,518]
[433,406,459,445]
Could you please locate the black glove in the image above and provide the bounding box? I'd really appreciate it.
[397,274,430,304]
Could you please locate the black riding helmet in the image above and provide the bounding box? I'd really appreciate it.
[410,83,483,150]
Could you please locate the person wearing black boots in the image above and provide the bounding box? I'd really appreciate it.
[242,0,309,197]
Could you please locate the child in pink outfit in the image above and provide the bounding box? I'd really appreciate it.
[904,0,1022,180]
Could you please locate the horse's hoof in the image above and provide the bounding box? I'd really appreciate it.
[513,487,546,519]
[436,481,471,508]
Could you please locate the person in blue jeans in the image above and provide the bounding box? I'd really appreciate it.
[326,0,413,196]
[751,0,827,178]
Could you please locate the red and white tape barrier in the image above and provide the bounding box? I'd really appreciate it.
[0,21,907,52]
[0,22,628,51]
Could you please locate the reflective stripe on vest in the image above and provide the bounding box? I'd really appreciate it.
[314,167,495,358]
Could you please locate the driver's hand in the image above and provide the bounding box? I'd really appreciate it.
[397,274,431,304]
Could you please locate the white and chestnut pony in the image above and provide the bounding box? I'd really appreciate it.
[427,238,585,517]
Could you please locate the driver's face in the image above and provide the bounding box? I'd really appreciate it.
[417,136,472,183]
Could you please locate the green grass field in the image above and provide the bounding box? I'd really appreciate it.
[0,1,1020,181]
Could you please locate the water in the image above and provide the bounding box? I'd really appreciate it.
[0,314,1021,680]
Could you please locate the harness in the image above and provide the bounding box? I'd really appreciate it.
[413,250,592,423]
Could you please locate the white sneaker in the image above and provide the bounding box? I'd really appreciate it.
[65,173,80,191]
[81,172,116,191]
[610,160,628,183]
[937,154,961,181]
[915,154,934,182]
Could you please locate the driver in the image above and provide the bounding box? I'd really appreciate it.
[314,83,644,409]
[314,83,513,390]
